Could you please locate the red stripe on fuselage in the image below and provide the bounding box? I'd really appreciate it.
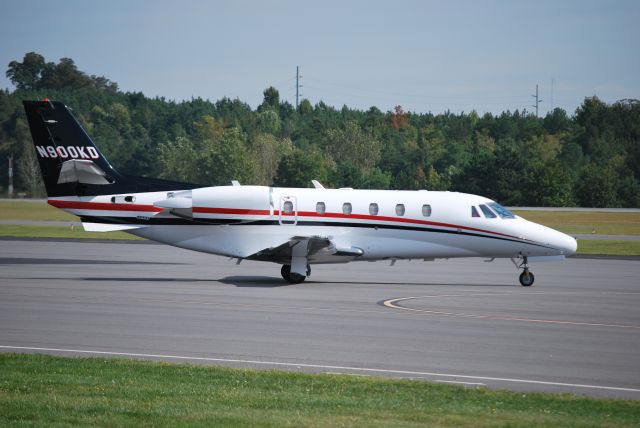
[48,200,163,212]
[47,200,522,241]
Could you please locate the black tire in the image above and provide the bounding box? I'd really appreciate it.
[281,264,306,284]
[519,271,535,287]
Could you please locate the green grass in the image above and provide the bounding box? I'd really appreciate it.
[576,240,640,257]
[514,210,640,236]
[0,200,78,221]
[1,354,638,427]
[0,224,142,240]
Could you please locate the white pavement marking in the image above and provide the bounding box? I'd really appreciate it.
[2,345,639,394]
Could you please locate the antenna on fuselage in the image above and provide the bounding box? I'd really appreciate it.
[311,180,325,189]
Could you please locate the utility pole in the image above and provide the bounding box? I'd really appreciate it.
[550,78,554,111]
[295,66,302,110]
[8,155,13,198]
[531,84,543,117]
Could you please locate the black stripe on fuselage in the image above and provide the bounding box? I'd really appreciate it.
[80,215,556,251]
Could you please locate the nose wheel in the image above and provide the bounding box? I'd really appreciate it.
[519,269,535,286]
[512,256,535,287]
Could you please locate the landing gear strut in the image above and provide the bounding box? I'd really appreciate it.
[280,264,309,284]
[512,256,535,287]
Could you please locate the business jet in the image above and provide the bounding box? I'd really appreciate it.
[23,100,577,286]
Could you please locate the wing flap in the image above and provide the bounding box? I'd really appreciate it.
[246,235,364,264]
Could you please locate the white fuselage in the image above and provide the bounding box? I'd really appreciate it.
[48,185,577,264]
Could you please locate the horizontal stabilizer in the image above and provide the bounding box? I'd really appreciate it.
[82,222,145,232]
[57,159,112,185]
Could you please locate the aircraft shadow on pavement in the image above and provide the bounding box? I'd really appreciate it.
[220,276,512,288]
[81,277,212,282]
[307,281,512,287]
[220,276,294,287]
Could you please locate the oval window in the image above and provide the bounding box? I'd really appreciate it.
[369,203,379,216]
[316,202,326,214]
[422,204,431,217]
[342,203,352,215]
[395,204,405,216]
[283,201,294,214]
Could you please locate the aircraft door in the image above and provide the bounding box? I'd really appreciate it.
[279,196,298,225]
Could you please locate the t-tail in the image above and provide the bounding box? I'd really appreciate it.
[23,99,196,197]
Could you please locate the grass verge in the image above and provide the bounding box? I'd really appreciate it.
[576,240,640,257]
[514,210,640,236]
[0,200,78,221]
[1,353,638,427]
[0,225,142,240]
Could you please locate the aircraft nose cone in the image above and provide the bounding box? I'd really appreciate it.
[557,232,578,256]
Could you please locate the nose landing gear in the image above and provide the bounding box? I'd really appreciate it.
[512,256,535,286]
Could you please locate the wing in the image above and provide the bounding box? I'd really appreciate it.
[246,235,364,265]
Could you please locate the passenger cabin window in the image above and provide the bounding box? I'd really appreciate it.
[472,206,481,217]
[342,202,352,215]
[283,201,294,214]
[395,204,405,216]
[422,204,432,217]
[489,202,515,219]
[369,203,379,216]
[479,204,496,218]
[316,202,326,214]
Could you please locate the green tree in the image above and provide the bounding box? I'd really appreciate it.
[249,133,293,185]
[258,87,280,112]
[157,136,200,183]
[6,52,46,90]
[256,109,281,135]
[199,127,254,185]
[325,120,381,171]
[274,148,329,188]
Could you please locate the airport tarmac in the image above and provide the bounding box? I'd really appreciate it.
[1,238,639,399]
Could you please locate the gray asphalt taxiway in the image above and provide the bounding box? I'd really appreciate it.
[1,238,639,399]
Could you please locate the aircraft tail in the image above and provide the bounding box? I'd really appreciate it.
[23,100,196,197]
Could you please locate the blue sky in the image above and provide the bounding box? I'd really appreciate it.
[1,0,638,115]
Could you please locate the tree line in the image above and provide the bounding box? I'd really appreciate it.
[1,52,639,207]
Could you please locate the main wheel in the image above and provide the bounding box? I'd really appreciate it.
[281,264,306,284]
[519,270,535,287]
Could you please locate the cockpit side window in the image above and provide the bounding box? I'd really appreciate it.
[471,206,480,217]
[479,204,497,218]
[488,202,515,219]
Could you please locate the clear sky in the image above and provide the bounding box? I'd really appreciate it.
[1,0,638,115]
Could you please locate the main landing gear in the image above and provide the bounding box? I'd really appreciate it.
[281,264,310,284]
[512,256,535,286]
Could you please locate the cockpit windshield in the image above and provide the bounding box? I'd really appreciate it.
[488,202,515,219]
